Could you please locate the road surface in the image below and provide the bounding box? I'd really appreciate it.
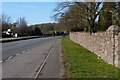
[2,36,63,78]
[2,36,60,61]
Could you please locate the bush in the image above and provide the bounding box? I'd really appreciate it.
[2,33,13,38]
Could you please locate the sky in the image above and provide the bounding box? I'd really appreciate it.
[2,2,58,25]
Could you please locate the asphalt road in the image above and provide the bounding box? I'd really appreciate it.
[2,36,60,61]
[2,36,62,78]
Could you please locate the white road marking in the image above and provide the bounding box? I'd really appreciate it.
[16,54,20,56]
[8,56,13,59]
[27,49,30,51]
[22,51,25,53]
[0,60,3,63]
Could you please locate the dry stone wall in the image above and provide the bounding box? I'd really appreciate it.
[70,25,120,68]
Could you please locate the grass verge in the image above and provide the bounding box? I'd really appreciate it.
[1,36,42,43]
[62,37,119,78]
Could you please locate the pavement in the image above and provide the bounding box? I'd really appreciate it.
[38,39,61,78]
[2,37,64,78]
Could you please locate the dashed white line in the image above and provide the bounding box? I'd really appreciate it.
[16,54,20,56]
[0,60,3,63]
[27,49,30,51]
[22,51,25,53]
[8,56,13,60]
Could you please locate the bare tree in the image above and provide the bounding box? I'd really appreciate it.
[52,1,120,33]
[1,14,12,31]
[16,17,28,35]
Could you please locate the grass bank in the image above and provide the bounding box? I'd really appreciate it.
[62,37,119,78]
[1,36,43,43]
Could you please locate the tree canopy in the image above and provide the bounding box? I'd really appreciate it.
[52,1,120,33]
